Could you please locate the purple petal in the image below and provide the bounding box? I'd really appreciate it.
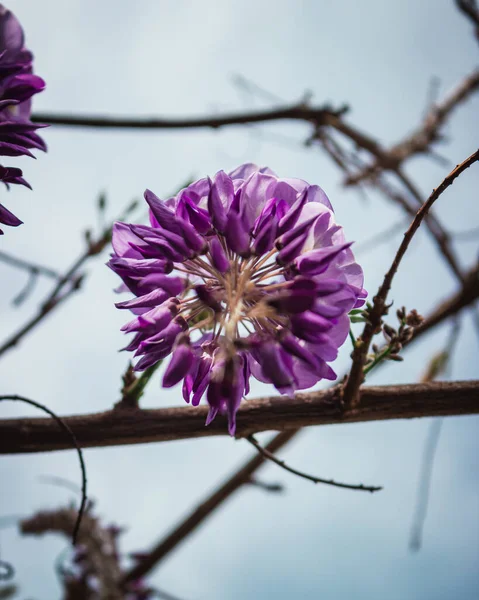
[209,236,230,273]
[162,342,196,388]
[208,171,233,232]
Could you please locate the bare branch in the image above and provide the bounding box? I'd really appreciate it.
[117,284,479,581]
[246,434,382,492]
[0,381,477,455]
[0,250,61,280]
[21,507,122,600]
[456,0,479,40]
[344,69,479,186]
[0,395,87,544]
[0,199,137,359]
[122,430,297,584]
[32,103,348,131]
[342,149,479,406]
[409,419,443,552]
[409,321,461,552]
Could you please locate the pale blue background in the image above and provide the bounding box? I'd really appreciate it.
[0,1,478,598]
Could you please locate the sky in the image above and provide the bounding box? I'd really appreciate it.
[0,0,478,598]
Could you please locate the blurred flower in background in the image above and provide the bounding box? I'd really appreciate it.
[0,3,46,233]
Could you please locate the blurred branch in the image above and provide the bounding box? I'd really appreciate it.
[456,0,479,40]
[20,507,122,600]
[0,199,138,359]
[344,68,479,186]
[122,430,296,584]
[321,129,465,282]
[0,250,62,306]
[409,320,461,553]
[0,381,477,454]
[0,250,61,280]
[408,419,443,553]
[246,477,285,493]
[32,102,348,131]
[354,219,409,255]
[342,149,479,406]
[415,261,478,333]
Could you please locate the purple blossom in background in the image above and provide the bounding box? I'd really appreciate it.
[109,164,366,434]
[0,4,46,233]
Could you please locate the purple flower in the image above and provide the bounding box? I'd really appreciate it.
[0,4,46,233]
[109,164,367,434]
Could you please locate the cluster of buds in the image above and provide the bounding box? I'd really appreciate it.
[367,306,424,371]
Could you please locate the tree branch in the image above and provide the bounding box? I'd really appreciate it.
[342,149,479,406]
[21,507,123,600]
[456,0,479,40]
[32,103,348,131]
[0,381,477,455]
[122,430,297,584]
[0,200,137,359]
[246,434,382,492]
[116,277,479,581]
[344,69,479,186]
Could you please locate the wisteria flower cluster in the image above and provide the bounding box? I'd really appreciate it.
[109,164,366,434]
[0,4,46,233]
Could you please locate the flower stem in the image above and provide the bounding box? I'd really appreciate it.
[363,347,392,376]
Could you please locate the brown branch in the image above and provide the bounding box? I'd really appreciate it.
[0,395,87,544]
[119,262,479,583]
[0,250,61,280]
[320,128,465,283]
[246,434,382,492]
[122,430,297,584]
[32,103,348,131]
[21,507,122,600]
[1,255,477,457]
[344,69,479,186]
[0,381,477,455]
[0,200,137,359]
[342,149,479,406]
[416,262,479,335]
[456,0,479,40]
[408,321,461,553]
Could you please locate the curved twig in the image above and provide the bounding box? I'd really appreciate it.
[246,434,382,492]
[0,395,87,544]
[343,148,479,407]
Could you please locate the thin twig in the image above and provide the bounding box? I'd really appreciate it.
[0,200,137,359]
[354,219,409,255]
[409,419,443,552]
[0,250,61,279]
[344,69,479,185]
[247,478,285,493]
[0,395,87,544]
[409,321,461,552]
[246,434,382,492]
[343,149,479,406]
[0,250,62,306]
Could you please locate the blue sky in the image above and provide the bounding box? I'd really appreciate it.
[0,1,478,598]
